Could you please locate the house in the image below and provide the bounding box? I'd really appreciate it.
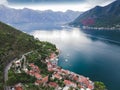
[62,70,70,75]
[49,82,58,88]
[35,80,42,85]
[47,62,52,68]
[73,75,79,81]
[15,83,23,90]
[27,70,34,76]
[29,63,40,73]
[35,76,48,85]
[15,60,21,67]
[50,58,58,65]
[29,63,34,67]
[15,86,22,90]
[63,86,70,90]
[34,73,42,80]
[64,80,77,88]
[52,73,62,80]
[42,76,48,83]
[86,88,91,90]
[80,88,85,90]
[88,84,94,90]
[47,62,54,71]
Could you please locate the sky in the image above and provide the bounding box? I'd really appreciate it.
[0,0,116,11]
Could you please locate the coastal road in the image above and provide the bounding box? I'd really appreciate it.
[4,51,33,90]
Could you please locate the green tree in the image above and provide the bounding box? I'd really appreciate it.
[94,81,107,90]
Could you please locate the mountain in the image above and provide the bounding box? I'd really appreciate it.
[70,0,120,29]
[0,21,57,89]
[0,5,81,32]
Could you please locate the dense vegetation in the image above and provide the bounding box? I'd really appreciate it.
[94,81,107,90]
[0,21,57,89]
[7,69,36,86]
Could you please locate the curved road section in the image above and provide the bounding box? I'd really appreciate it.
[4,51,33,90]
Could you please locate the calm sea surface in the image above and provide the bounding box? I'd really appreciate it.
[31,27,120,90]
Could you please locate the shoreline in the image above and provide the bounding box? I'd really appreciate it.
[82,26,120,31]
[6,50,94,90]
[45,52,94,90]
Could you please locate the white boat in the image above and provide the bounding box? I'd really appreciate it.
[65,59,68,62]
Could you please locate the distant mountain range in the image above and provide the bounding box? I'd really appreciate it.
[70,0,120,29]
[0,5,81,32]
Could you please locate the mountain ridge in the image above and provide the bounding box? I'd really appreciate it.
[0,5,81,32]
[70,0,120,29]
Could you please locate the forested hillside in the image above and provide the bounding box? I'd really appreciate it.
[0,22,57,89]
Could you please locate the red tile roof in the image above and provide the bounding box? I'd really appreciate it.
[49,82,58,87]
[88,84,94,89]
[35,80,42,85]
[34,73,42,79]
[62,70,69,74]
[29,63,35,67]
[73,75,79,81]
[64,80,74,85]
[42,76,48,83]
[35,76,48,85]
[54,74,62,79]
[15,86,23,90]
[15,84,23,90]
[28,70,34,76]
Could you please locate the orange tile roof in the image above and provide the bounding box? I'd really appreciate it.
[29,63,35,67]
[28,70,34,76]
[73,75,79,81]
[35,80,42,85]
[88,84,94,89]
[54,74,62,79]
[42,76,48,83]
[49,82,58,87]
[35,76,48,85]
[34,73,42,79]
[47,62,52,65]
[64,80,77,87]
[15,84,23,90]
[15,86,23,90]
[64,80,72,85]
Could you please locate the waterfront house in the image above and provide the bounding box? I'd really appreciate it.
[64,80,77,88]
[49,82,58,88]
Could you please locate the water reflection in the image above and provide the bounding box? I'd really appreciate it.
[31,28,120,57]
[31,28,89,42]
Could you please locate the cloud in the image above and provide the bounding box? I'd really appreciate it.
[0,0,8,5]
[76,0,116,11]
[7,0,115,5]
[85,0,116,6]
[2,0,116,11]
[7,0,84,4]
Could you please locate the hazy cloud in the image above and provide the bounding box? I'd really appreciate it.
[7,0,115,4]
[2,0,116,11]
[0,0,8,5]
[85,0,116,6]
[7,0,84,4]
